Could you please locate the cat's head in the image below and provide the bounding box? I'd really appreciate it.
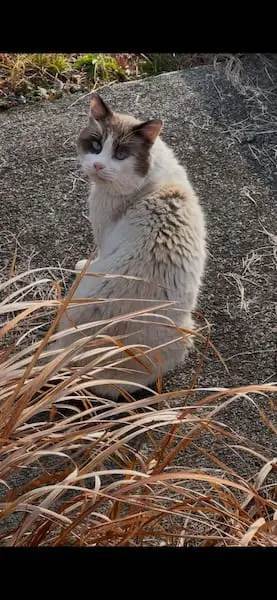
[78,93,163,195]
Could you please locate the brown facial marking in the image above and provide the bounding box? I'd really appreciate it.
[78,126,101,154]
[133,119,163,144]
[78,94,163,177]
[109,114,152,176]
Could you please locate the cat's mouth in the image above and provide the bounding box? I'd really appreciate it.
[93,171,110,183]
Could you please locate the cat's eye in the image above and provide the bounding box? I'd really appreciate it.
[89,140,102,154]
[114,146,129,160]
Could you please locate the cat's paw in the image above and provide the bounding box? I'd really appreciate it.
[75,259,88,271]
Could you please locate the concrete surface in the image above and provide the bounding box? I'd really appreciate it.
[0,58,276,480]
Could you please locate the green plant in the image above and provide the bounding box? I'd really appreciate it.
[75,53,125,82]
[141,54,217,76]
[25,54,71,74]
[0,53,226,110]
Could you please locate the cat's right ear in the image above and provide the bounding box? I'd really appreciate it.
[133,119,163,144]
[89,93,112,122]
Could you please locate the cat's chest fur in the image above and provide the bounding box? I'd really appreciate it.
[88,186,129,249]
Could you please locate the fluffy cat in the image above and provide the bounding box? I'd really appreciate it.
[52,93,206,399]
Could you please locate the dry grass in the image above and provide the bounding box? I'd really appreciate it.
[0,53,225,110]
[0,267,276,547]
[0,54,74,107]
[0,53,133,109]
[0,53,156,109]
[217,54,277,175]
[223,221,277,316]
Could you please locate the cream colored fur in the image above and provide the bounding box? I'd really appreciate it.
[53,111,207,399]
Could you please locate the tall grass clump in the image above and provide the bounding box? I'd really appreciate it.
[0,53,70,86]
[74,54,126,83]
[0,267,276,546]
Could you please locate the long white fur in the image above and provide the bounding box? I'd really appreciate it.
[54,116,207,399]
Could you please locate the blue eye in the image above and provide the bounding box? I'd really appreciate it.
[115,146,129,160]
[89,140,102,154]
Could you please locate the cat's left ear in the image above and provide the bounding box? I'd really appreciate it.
[89,93,112,121]
[133,119,163,144]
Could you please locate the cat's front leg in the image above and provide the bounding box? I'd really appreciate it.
[75,253,99,271]
[75,259,88,271]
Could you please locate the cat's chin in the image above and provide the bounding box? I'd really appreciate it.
[90,173,109,183]
[91,179,134,197]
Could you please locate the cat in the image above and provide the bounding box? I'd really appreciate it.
[52,93,207,399]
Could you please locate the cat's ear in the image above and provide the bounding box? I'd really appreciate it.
[133,119,163,144]
[89,93,112,121]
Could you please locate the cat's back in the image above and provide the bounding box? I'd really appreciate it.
[127,181,206,269]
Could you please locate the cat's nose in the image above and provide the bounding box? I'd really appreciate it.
[94,162,104,172]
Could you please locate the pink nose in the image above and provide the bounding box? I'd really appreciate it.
[94,162,104,172]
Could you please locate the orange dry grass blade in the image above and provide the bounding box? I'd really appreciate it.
[0,268,276,546]
[2,261,92,437]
